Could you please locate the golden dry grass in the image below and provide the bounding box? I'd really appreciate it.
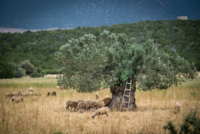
[0,75,200,134]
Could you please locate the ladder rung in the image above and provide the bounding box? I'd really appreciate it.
[126,83,131,84]
[123,102,129,103]
[125,89,131,91]
[123,95,130,97]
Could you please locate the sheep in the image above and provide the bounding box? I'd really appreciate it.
[32,96,38,101]
[92,107,110,119]
[86,101,98,109]
[103,97,112,106]
[27,92,33,96]
[51,91,56,96]
[56,86,60,89]
[96,100,105,109]
[76,102,90,111]
[27,87,34,92]
[12,96,23,103]
[66,100,78,111]
[46,92,50,97]
[35,92,41,97]
[105,95,110,98]
[21,93,28,97]
[78,109,85,113]
[174,102,181,114]
[12,92,19,97]
[77,100,85,103]
[96,93,100,100]
[5,93,13,98]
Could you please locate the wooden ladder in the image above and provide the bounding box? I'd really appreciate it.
[121,79,132,111]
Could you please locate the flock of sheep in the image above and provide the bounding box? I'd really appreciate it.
[66,93,112,118]
[5,87,57,102]
[5,87,181,119]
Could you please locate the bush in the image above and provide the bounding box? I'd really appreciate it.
[163,108,200,134]
[13,67,26,78]
[29,73,39,78]
[43,69,58,74]
[19,60,37,75]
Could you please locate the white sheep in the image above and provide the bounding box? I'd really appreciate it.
[32,96,38,101]
[92,107,110,119]
[96,93,100,100]
[12,96,23,103]
[174,102,181,114]
[27,87,34,92]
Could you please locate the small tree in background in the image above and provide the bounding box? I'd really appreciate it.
[19,60,37,75]
[55,30,197,110]
[13,67,26,78]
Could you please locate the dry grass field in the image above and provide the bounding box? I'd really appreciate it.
[0,74,200,134]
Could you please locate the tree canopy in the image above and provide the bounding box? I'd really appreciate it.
[55,31,197,92]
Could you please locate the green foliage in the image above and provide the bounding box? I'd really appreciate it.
[13,67,26,78]
[29,73,39,78]
[0,62,14,78]
[163,108,200,134]
[19,60,37,75]
[0,20,200,71]
[55,30,197,92]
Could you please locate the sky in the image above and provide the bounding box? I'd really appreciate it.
[0,0,200,30]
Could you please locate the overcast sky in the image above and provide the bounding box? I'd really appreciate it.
[0,0,200,29]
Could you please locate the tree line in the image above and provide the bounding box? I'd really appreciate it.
[0,19,199,78]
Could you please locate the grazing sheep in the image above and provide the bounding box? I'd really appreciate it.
[105,95,110,98]
[21,93,28,97]
[56,86,60,89]
[66,100,78,111]
[76,102,90,111]
[51,91,56,96]
[77,100,85,103]
[5,93,13,98]
[174,102,181,114]
[92,107,110,119]
[96,93,100,100]
[12,92,19,96]
[78,109,85,113]
[27,87,34,92]
[12,96,23,103]
[86,101,98,109]
[35,92,41,97]
[103,97,112,106]
[27,92,33,96]
[96,100,105,109]
[32,96,38,101]
[46,92,50,97]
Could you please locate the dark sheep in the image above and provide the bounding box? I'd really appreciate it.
[46,92,50,97]
[66,100,78,111]
[76,102,90,111]
[51,91,56,96]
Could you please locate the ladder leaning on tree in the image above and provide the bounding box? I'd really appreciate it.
[121,79,132,111]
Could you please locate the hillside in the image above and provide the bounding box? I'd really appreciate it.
[0,20,200,73]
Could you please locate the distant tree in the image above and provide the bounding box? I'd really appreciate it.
[55,31,197,110]
[13,67,26,78]
[19,60,37,75]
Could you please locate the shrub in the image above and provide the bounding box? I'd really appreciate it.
[19,60,37,75]
[163,108,200,134]
[13,67,26,78]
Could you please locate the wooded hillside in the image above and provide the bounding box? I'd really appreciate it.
[0,20,199,74]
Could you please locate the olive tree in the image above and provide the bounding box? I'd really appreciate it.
[55,30,197,110]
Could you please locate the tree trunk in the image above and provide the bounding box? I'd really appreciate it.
[107,81,137,111]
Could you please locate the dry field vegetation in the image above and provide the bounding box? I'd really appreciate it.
[0,74,200,134]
